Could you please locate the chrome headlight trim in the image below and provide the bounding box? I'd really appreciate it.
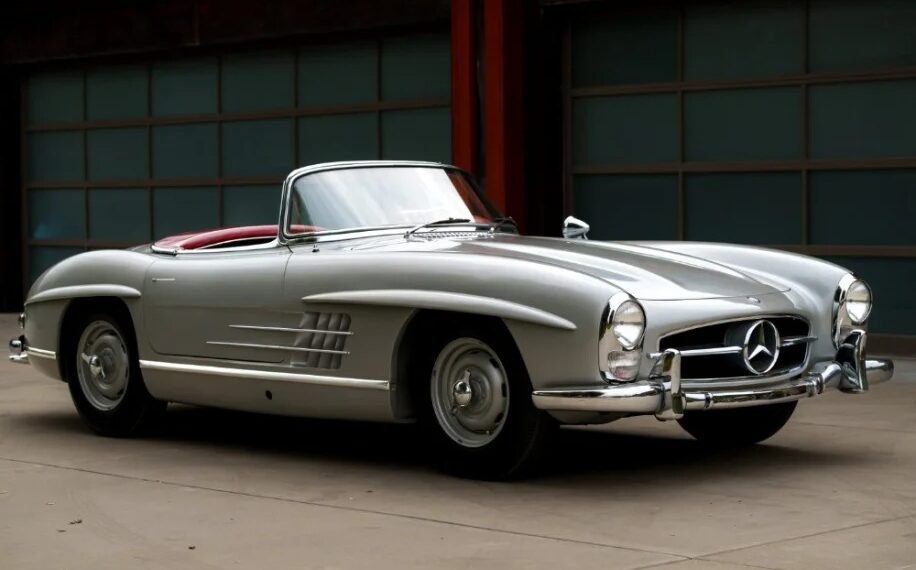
[599,292,645,382]
[833,274,872,347]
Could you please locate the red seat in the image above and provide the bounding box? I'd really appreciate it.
[154,224,322,251]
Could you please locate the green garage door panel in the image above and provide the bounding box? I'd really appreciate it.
[571,11,677,87]
[573,95,678,165]
[809,80,916,159]
[153,124,219,179]
[381,35,451,101]
[29,190,86,240]
[381,108,451,164]
[153,187,220,239]
[810,170,916,246]
[27,72,83,124]
[152,58,218,116]
[86,65,148,121]
[299,43,377,107]
[685,88,802,161]
[809,0,916,73]
[89,189,151,242]
[223,186,281,227]
[222,120,294,178]
[28,132,84,182]
[299,113,378,165]
[685,173,802,244]
[684,0,803,80]
[573,175,678,240]
[221,51,295,112]
[824,257,916,336]
[87,128,148,180]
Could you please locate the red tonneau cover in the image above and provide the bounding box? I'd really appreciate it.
[153,225,321,251]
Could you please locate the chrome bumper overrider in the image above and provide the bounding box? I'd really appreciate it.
[8,336,30,364]
[532,330,894,421]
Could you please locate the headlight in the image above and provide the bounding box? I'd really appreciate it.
[845,279,872,324]
[834,274,872,346]
[599,293,646,382]
[611,298,646,350]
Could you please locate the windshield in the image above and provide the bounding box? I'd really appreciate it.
[286,166,500,236]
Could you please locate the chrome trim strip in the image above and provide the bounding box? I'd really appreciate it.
[26,284,141,305]
[27,347,57,360]
[229,324,353,336]
[679,345,742,357]
[650,341,816,358]
[138,360,388,390]
[206,341,350,355]
[780,335,817,347]
[303,289,576,331]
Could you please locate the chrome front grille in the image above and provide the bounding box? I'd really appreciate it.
[658,316,812,381]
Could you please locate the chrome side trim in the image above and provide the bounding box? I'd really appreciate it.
[27,347,57,360]
[138,360,389,390]
[302,289,576,331]
[26,284,141,305]
[229,324,353,336]
[206,341,350,356]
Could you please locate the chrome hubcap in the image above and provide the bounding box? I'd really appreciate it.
[76,321,129,411]
[431,338,509,448]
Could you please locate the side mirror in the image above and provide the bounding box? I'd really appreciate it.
[563,216,590,240]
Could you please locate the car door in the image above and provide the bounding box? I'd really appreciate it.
[143,245,292,363]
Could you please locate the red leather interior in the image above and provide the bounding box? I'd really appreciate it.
[154,224,323,251]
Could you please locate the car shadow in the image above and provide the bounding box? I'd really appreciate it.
[13,403,873,483]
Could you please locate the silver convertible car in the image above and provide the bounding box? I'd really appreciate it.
[10,160,894,478]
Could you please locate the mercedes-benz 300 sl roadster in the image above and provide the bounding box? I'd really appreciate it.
[10,160,894,478]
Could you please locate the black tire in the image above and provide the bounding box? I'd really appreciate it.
[677,401,797,447]
[65,311,166,437]
[414,324,555,480]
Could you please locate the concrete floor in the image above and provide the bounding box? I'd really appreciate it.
[1,313,914,569]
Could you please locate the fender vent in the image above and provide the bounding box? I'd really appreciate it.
[292,312,352,369]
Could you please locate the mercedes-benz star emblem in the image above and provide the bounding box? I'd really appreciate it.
[741,320,780,375]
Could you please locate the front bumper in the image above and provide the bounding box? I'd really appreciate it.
[532,330,894,421]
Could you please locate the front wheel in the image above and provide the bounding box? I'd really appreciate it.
[677,401,797,447]
[66,312,165,437]
[417,328,554,480]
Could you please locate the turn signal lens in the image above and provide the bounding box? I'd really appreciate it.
[607,350,641,381]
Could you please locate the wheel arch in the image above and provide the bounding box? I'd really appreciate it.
[390,309,528,420]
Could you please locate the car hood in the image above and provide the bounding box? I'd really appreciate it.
[350,233,789,301]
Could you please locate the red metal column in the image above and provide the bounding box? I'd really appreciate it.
[451,0,478,177]
[483,0,525,226]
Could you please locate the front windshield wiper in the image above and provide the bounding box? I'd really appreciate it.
[404,217,472,238]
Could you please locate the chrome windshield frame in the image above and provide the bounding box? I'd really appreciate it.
[277,161,501,246]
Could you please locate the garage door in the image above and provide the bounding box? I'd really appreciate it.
[23,33,451,283]
[562,0,916,341]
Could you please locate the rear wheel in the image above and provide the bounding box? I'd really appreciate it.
[66,311,165,437]
[677,401,797,447]
[416,325,555,480]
